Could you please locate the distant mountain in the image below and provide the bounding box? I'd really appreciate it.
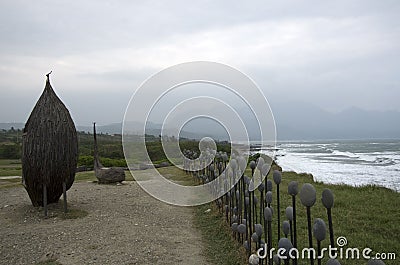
[77,122,214,140]
[0,123,24,130]
[0,121,211,139]
[0,122,124,134]
[77,123,122,134]
[270,102,400,140]
[3,104,400,140]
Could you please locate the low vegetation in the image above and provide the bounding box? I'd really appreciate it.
[0,129,231,168]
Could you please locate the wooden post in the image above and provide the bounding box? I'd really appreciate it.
[43,184,48,217]
[63,181,67,213]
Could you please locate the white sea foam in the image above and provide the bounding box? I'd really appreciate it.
[273,140,400,192]
[331,150,359,158]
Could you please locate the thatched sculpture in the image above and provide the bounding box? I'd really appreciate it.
[22,72,78,216]
[93,123,125,184]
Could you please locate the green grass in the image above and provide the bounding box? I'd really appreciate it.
[194,203,247,265]
[0,159,21,176]
[264,170,399,265]
[0,168,21,176]
[0,159,22,188]
[75,170,134,182]
[75,170,96,182]
[0,159,136,189]
[0,159,21,165]
[125,170,134,181]
[156,166,196,185]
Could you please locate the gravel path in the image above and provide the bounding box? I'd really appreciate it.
[0,181,213,265]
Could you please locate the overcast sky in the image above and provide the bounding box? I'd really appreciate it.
[0,0,399,125]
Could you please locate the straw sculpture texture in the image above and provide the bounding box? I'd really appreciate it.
[22,73,78,206]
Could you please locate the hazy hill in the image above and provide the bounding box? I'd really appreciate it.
[0,123,24,130]
[270,102,400,140]
[2,104,399,140]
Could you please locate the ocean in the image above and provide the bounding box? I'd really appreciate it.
[274,139,400,192]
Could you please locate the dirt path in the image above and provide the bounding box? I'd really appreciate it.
[0,181,213,265]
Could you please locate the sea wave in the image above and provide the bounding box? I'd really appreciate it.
[272,140,400,192]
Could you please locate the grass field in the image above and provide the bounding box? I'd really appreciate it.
[0,159,135,188]
[257,170,399,265]
[0,159,22,176]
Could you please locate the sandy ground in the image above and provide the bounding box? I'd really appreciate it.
[0,181,213,265]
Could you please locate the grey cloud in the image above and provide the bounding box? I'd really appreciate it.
[0,0,399,126]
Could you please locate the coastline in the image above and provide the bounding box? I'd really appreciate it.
[274,139,400,192]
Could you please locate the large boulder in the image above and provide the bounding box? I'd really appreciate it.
[95,167,125,184]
